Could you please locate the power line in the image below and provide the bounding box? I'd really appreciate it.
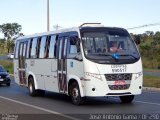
[127,22,160,30]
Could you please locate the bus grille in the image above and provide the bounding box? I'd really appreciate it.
[108,84,130,90]
[105,73,132,90]
[105,73,132,81]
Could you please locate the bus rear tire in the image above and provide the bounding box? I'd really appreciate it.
[70,82,84,105]
[119,95,134,103]
[28,77,38,96]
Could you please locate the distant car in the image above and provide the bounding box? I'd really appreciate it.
[0,65,11,86]
[7,53,14,59]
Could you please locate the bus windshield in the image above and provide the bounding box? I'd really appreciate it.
[81,29,140,64]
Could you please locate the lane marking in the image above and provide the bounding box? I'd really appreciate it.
[0,96,81,120]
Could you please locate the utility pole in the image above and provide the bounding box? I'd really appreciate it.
[47,0,50,31]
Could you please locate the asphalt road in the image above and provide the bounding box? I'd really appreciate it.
[0,55,8,60]
[143,71,160,77]
[0,77,160,120]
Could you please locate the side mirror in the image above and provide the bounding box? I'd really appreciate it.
[75,53,83,61]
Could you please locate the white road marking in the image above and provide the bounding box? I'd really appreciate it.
[0,96,81,120]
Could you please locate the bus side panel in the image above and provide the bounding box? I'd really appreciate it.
[26,59,59,92]
[44,59,59,93]
[67,59,85,97]
[26,59,45,90]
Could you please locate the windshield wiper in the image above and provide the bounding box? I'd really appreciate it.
[90,53,112,56]
[120,54,138,60]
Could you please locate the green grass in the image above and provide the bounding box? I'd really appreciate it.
[143,75,160,88]
[0,60,13,74]
[142,57,160,70]
[144,68,160,72]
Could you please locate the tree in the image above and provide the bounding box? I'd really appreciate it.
[145,31,154,36]
[0,38,6,54]
[0,23,22,53]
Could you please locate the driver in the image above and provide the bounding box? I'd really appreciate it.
[110,41,122,52]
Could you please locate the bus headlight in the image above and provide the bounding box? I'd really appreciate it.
[85,72,102,80]
[135,72,143,80]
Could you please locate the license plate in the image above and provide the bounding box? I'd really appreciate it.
[114,80,126,86]
[0,79,4,81]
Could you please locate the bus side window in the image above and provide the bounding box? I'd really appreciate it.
[30,38,38,58]
[15,41,20,59]
[68,36,79,54]
[48,35,57,58]
[67,36,82,60]
[39,36,47,58]
[44,36,51,58]
[29,39,33,58]
[36,37,41,58]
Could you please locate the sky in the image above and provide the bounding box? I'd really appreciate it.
[0,0,160,38]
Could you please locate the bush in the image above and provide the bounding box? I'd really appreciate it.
[0,60,13,74]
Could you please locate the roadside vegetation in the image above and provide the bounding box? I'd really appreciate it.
[0,23,22,54]
[0,60,13,74]
[143,75,160,88]
[0,23,21,74]
[131,31,160,70]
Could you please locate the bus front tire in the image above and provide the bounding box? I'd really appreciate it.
[28,77,38,96]
[70,82,84,105]
[119,95,134,103]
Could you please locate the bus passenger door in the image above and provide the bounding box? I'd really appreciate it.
[18,41,28,85]
[57,37,68,93]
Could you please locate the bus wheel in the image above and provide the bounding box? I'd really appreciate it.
[119,95,134,103]
[28,77,38,96]
[70,82,84,105]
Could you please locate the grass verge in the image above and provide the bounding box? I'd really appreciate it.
[143,75,160,88]
[0,60,13,74]
[144,68,160,72]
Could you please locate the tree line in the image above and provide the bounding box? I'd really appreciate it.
[131,31,160,69]
[0,23,22,54]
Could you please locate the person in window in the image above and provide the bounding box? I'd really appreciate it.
[110,41,122,52]
[69,37,78,54]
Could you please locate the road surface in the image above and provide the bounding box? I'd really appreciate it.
[144,71,160,77]
[0,77,160,120]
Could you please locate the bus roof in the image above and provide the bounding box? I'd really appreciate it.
[16,27,80,40]
[16,26,127,40]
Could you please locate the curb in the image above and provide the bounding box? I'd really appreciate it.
[143,87,160,91]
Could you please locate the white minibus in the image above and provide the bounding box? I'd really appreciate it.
[14,23,143,105]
